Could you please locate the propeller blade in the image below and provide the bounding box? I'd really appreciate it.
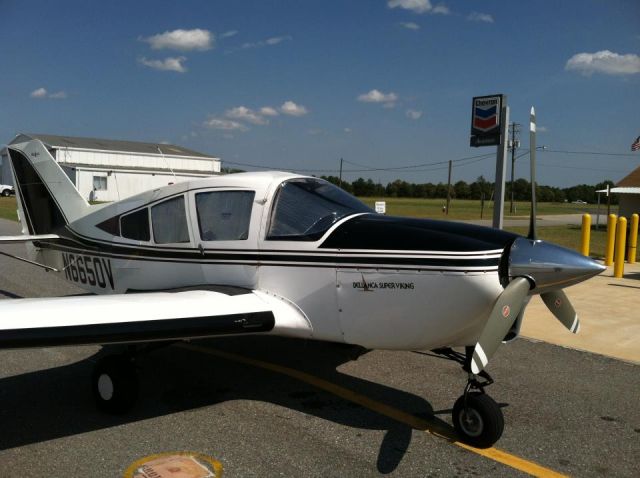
[471,277,531,374]
[541,290,580,334]
[528,106,537,240]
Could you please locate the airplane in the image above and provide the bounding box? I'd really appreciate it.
[0,110,604,449]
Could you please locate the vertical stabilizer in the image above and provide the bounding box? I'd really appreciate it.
[7,139,90,235]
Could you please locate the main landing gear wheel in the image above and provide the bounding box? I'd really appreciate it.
[92,355,139,414]
[452,392,504,448]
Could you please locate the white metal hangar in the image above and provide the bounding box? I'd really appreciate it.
[1,133,221,202]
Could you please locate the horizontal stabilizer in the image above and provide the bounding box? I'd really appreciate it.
[0,289,312,349]
[0,234,60,243]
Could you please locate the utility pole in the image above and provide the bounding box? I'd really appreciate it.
[338,157,343,188]
[446,160,452,215]
[508,123,521,214]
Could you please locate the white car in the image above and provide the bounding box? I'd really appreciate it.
[0,184,14,197]
[572,199,587,204]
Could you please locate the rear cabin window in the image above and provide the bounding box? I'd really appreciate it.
[121,208,150,241]
[196,190,255,241]
[151,195,190,244]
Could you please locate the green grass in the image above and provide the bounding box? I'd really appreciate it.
[0,197,18,222]
[358,197,615,220]
[506,225,608,259]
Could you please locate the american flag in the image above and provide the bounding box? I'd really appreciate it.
[632,135,640,152]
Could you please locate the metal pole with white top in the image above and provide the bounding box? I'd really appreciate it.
[492,105,509,229]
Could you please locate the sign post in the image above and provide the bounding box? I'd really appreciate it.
[470,94,508,229]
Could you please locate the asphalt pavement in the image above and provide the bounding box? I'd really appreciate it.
[0,219,638,477]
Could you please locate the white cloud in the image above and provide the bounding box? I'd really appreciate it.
[388,0,431,13]
[48,91,67,99]
[432,4,449,15]
[266,36,290,45]
[30,88,67,99]
[467,12,494,23]
[226,106,268,125]
[537,126,548,133]
[142,28,214,51]
[139,56,188,72]
[398,22,420,30]
[203,117,248,131]
[406,109,423,120]
[387,0,449,15]
[30,87,48,98]
[565,50,640,76]
[221,30,238,38]
[260,106,279,116]
[357,89,398,108]
[280,100,308,116]
[241,35,292,50]
[344,127,352,133]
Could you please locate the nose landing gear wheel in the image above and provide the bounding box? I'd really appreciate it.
[92,355,138,414]
[452,392,504,448]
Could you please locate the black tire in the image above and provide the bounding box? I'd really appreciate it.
[452,392,504,448]
[1,190,9,197]
[91,355,138,414]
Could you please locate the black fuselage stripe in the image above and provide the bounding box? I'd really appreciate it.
[0,312,275,349]
[41,242,500,268]
[67,228,502,256]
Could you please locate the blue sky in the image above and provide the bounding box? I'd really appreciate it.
[1,0,639,187]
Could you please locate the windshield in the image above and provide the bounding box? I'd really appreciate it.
[267,178,372,241]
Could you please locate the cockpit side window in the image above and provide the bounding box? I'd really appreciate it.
[267,178,372,241]
[195,190,255,241]
[151,195,190,244]
[120,208,150,242]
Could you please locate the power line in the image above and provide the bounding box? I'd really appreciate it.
[342,151,495,172]
[223,147,636,177]
[225,152,496,175]
[542,149,638,158]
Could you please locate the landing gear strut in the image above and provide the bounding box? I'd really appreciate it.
[433,346,504,448]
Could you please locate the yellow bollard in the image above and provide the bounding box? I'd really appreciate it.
[580,214,591,256]
[604,214,617,266]
[614,217,627,278]
[628,213,639,264]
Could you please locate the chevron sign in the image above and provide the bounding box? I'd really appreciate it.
[470,94,504,147]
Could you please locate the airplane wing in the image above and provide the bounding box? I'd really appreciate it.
[0,288,312,349]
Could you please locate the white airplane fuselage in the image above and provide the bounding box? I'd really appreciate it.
[27,171,506,351]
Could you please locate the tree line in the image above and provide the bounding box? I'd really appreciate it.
[320,176,618,204]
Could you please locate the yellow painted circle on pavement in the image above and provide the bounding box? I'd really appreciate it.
[123,451,223,478]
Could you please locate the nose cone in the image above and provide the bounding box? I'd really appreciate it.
[508,237,606,294]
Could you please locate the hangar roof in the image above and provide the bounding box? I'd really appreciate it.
[10,133,217,160]
[617,165,640,188]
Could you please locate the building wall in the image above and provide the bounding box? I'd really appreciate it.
[619,195,640,219]
[55,148,220,174]
[76,168,208,202]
